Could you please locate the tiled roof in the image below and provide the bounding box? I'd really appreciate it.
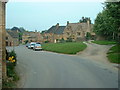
[55,26,66,34]
[47,26,56,33]
[46,26,65,34]
[7,30,19,38]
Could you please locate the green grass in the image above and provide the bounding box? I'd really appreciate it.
[107,45,120,64]
[42,42,87,54]
[91,40,117,45]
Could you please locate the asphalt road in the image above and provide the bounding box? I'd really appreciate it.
[7,45,118,88]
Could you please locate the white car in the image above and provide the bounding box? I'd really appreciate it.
[29,42,36,49]
[33,44,42,51]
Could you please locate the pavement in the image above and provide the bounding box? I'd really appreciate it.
[7,45,118,88]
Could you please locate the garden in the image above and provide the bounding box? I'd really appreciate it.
[2,50,19,88]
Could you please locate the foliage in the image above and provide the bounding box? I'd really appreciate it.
[66,37,73,42]
[42,42,87,54]
[93,2,120,41]
[79,17,91,24]
[7,50,17,66]
[107,44,120,63]
[24,40,29,44]
[59,38,65,43]
[2,79,16,88]
[86,32,92,40]
[44,41,49,43]
[91,40,117,45]
[2,50,20,88]
[19,32,23,41]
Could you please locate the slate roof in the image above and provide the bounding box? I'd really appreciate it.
[46,26,66,35]
[7,30,19,38]
[55,26,66,34]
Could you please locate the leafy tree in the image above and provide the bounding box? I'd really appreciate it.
[86,32,92,40]
[93,2,120,41]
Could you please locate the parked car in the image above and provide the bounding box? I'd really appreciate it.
[29,42,36,49]
[26,43,30,47]
[33,43,42,51]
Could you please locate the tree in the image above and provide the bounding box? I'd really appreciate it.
[86,32,92,41]
[93,2,120,41]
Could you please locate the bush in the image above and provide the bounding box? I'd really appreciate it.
[3,50,19,88]
[44,41,49,43]
[7,50,17,66]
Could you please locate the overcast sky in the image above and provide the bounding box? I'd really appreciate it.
[6,0,105,31]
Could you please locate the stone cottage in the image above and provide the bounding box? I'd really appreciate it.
[43,19,95,43]
[63,20,94,41]
[43,23,66,43]
[22,30,43,44]
[6,30,19,46]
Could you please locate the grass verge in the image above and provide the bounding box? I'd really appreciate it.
[42,42,87,54]
[107,44,120,64]
[91,40,117,45]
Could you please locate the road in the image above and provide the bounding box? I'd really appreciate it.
[7,45,118,88]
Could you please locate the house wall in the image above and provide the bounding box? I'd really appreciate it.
[6,32,19,46]
[22,32,43,43]
[0,1,7,85]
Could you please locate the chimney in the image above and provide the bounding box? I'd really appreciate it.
[56,23,59,27]
[67,21,69,25]
[56,23,59,29]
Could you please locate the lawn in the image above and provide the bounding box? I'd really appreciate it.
[91,40,117,45]
[107,44,120,64]
[42,42,87,54]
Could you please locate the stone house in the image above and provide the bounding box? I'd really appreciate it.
[63,20,94,41]
[43,23,65,43]
[43,19,95,43]
[22,30,43,44]
[6,30,19,46]
[0,0,8,87]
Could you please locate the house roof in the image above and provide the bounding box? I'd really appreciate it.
[46,26,65,34]
[55,26,66,34]
[7,30,19,38]
[66,23,88,31]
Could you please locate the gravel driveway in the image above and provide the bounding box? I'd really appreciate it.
[77,41,118,69]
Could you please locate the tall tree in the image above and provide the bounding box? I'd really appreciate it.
[93,2,120,41]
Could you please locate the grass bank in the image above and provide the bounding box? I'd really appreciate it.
[91,40,117,45]
[107,44,120,64]
[42,42,87,54]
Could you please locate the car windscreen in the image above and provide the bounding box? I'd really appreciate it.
[35,44,41,46]
[31,44,35,45]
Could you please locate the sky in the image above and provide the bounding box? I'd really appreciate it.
[6,0,105,31]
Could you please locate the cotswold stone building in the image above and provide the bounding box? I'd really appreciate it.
[22,30,43,44]
[6,30,19,46]
[43,23,65,43]
[63,20,94,41]
[0,0,8,88]
[43,19,95,43]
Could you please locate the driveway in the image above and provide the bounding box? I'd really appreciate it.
[7,45,118,88]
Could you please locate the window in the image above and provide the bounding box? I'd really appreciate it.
[77,32,81,36]
[6,37,8,40]
[67,32,70,35]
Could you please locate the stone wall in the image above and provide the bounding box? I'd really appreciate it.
[0,2,7,89]
[0,2,2,88]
